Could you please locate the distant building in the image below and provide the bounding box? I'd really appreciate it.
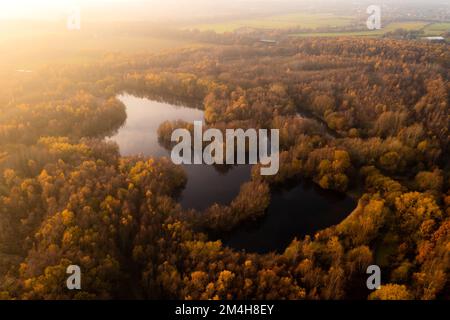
[422,36,446,43]
[259,39,277,44]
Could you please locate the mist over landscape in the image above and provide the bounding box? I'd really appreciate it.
[0,0,448,305]
[1,0,449,22]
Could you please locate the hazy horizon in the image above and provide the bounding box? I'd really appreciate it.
[1,0,449,23]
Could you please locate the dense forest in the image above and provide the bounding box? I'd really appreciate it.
[0,36,448,300]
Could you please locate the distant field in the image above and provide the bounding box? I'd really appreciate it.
[187,14,448,38]
[186,13,354,33]
[383,21,430,31]
[292,21,449,38]
[0,22,196,70]
[423,22,450,35]
[292,31,379,38]
[2,18,447,72]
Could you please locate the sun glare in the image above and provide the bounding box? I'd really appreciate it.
[0,0,129,20]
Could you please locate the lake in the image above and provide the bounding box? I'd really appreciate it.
[109,94,356,253]
[108,94,252,211]
[221,180,355,254]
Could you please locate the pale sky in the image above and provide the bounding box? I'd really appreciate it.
[0,0,445,21]
[0,0,302,21]
[0,0,121,20]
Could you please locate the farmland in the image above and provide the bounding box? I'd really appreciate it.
[291,21,448,38]
[186,13,355,33]
[184,12,448,39]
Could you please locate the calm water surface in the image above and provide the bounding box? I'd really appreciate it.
[222,181,355,253]
[109,94,356,253]
[108,94,251,211]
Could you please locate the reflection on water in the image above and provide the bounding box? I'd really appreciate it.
[221,180,356,254]
[109,94,204,157]
[109,94,356,253]
[108,94,251,211]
